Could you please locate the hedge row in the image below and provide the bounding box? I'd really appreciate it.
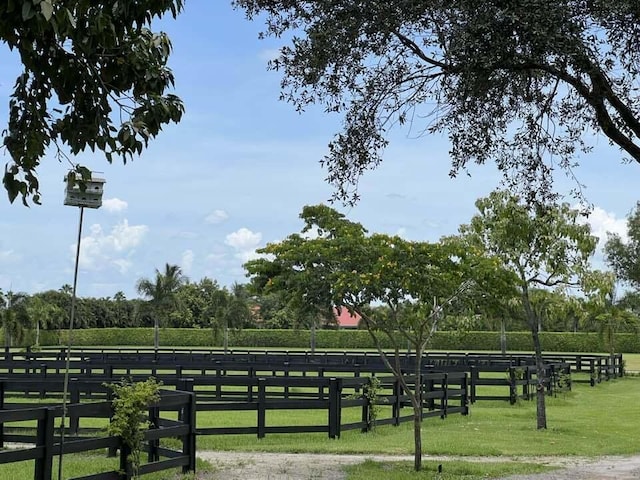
[17,328,640,353]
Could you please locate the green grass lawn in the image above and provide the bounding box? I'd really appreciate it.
[197,376,640,457]
[344,459,555,480]
[0,453,215,480]
[624,353,640,371]
[2,350,638,479]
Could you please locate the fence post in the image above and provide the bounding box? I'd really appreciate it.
[182,390,197,474]
[39,363,47,399]
[462,373,469,415]
[70,378,80,435]
[547,364,555,396]
[257,378,266,439]
[119,443,132,480]
[107,384,118,458]
[318,368,325,400]
[618,354,624,377]
[0,380,4,449]
[469,366,477,403]
[509,367,517,405]
[361,380,370,433]
[215,365,222,399]
[441,373,448,419]
[148,404,160,463]
[392,378,402,426]
[425,376,435,411]
[34,407,55,480]
[328,378,342,439]
[177,378,194,424]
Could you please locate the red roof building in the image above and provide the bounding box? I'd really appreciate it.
[334,307,361,329]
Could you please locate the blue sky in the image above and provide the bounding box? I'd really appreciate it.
[0,1,637,299]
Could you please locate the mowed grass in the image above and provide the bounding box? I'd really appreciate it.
[624,353,640,371]
[0,454,215,480]
[197,376,640,457]
[344,459,554,480]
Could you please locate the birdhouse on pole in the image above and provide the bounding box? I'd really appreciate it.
[64,172,106,209]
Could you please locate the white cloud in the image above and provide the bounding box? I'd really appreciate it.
[75,220,148,273]
[112,259,133,274]
[206,252,226,263]
[582,206,628,247]
[205,209,229,225]
[396,227,408,238]
[225,228,262,262]
[181,249,195,274]
[0,249,19,263]
[102,198,128,214]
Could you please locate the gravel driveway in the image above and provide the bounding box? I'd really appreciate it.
[196,451,640,480]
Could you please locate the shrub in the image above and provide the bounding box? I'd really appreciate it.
[35,328,640,353]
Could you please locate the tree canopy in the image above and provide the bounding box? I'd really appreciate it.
[461,190,597,429]
[605,202,640,289]
[1,0,184,205]
[136,263,186,349]
[245,204,510,470]
[235,0,640,204]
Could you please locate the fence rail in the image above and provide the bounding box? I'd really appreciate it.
[0,371,468,441]
[12,347,623,380]
[0,385,196,480]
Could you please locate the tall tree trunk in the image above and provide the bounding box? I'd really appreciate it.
[500,318,507,355]
[522,294,547,430]
[310,320,316,354]
[522,288,547,429]
[530,325,547,429]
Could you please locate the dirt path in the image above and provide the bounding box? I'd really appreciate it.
[196,451,640,480]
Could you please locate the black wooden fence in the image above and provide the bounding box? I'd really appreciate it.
[0,381,196,480]
[0,372,469,441]
[13,347,623,381]
[0,356,578,406]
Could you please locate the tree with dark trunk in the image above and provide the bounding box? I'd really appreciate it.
[1,0,184,205]
[461,191,597,429]
[235,0,640,205]
[245,204,508,470]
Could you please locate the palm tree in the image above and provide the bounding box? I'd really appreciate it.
[136,264,186,350]
[223,283,252,352]
[0,291,32,350]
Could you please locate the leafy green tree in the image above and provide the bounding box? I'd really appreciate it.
[605,202,640,288]
[1,0,184,205]
[246,208,348,353]
[618,291,640,316]
[461,191,597,429]
[248,289,296,329]
[246,204,506,471]
[136,263,186,350]
[25,296,65,347]
[0,291,32,348]
[582,270,639,361]
[216,283,253,353]
[235,1,640,204]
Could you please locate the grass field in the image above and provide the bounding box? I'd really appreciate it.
[197,375,640,457]
[2,351,638,479]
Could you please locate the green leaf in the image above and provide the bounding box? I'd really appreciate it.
[66,8,76,28]
[22,1,35,21]
[40,0,53,22]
